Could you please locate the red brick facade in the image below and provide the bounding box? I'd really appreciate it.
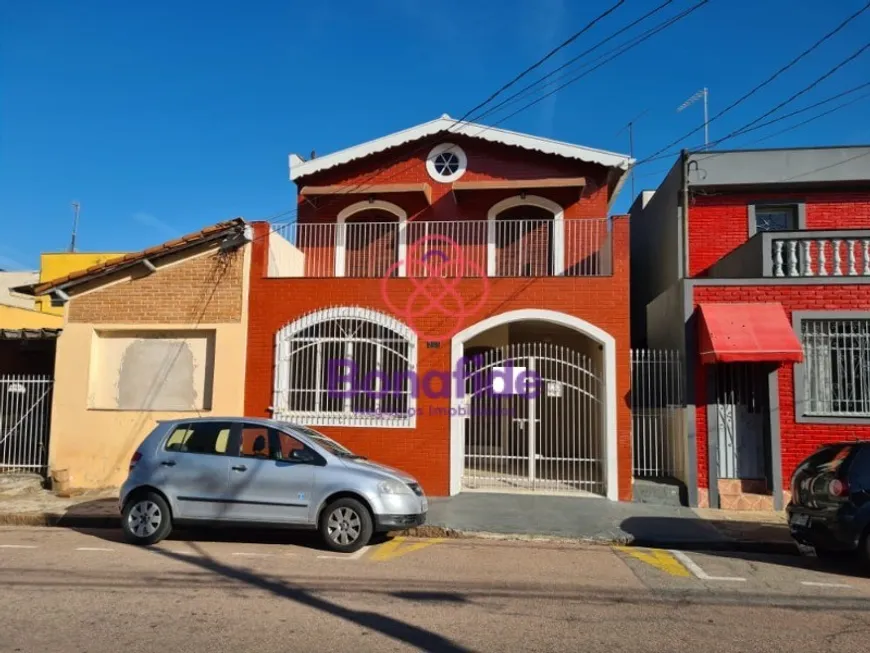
[245,136,632,498]
[689,191,870,277]
[693,283,870,492]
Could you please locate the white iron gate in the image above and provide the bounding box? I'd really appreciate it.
[0,375,53,474]
[461,342,605,495]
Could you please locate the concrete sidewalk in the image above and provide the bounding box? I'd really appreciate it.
[0,488,795,554]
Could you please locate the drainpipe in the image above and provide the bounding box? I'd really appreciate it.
[680,148,690,279]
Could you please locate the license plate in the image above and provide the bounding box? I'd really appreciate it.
[791,513,810,527]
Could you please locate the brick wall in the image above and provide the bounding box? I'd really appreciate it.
[246,219,632,499]
[689,191,870,277]
[68,246,244,324]
[692,283,870,490]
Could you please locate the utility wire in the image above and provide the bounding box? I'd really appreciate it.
[466,0,676,124]
[638,0,870,164]
[461,0,626,122]
[482,1,711,129]
[636,40,870,165]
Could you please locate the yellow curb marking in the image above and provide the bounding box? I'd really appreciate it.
[615,546,691,577]
[369,536,444,562]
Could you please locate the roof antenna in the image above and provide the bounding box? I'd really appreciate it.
[69,202,80,253]
[310,150,316,159]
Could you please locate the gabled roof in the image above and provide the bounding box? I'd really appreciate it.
[20,218,250,297]
[289,114,634,181]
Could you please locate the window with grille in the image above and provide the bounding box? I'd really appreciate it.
[273,307,417,427]
[754,205,798,233]
[801,318,870,417]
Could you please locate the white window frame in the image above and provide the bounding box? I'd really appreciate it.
[334,200,408,278]
[273,307,418,428]
[426,143,467,183]
[794,311,870,423]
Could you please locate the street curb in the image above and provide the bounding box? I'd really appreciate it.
[0,513,799,555]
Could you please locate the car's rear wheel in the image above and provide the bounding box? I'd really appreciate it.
[122,491,172,546]
[319,497,373,553]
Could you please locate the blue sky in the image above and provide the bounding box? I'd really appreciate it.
[2,0,868,269]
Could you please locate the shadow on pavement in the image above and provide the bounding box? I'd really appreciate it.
[620,515,869,579]
[147,543,473,653]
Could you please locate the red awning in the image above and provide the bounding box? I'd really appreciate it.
[698,302,803,364]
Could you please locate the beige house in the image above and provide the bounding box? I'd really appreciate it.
[28,219,252,489]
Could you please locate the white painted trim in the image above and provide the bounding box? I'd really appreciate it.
[289,115,634,181]
[426,142,467,183]
[274,306,418,428]
[449,309,619,500]
[486,195,564,276]
[335,200,408,278]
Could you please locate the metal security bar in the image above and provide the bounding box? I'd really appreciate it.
[0,375,53,474]
[461,342,605,495]
[272,218,611,278]
[630,350,686,479]
[272,307,417,428]
[802,319,870,416]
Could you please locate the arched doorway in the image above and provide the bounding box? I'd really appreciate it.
[487,195,565,277]
[335,200,407,277]
[450,309,617,499]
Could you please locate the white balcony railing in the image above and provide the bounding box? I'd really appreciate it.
[271,218,611,278]
[771,234,870,277]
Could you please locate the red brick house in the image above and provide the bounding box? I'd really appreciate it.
[631,146,870,510]
[245,115,634,500]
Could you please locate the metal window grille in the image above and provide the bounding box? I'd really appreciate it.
[273,307,417,428]
[802,319,870,417]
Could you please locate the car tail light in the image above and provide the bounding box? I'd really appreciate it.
[828,479,849,498]
[129,451,142,471]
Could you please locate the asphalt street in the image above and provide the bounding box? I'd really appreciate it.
[0,525,869,652]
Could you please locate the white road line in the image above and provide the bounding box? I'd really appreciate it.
[231,552,274,558]
[801,581,853,588]
[318,547,369,560]
[670,550,746,582]
[0,544,37,549]
[76,547,115,552]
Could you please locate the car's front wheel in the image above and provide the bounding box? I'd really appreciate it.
[122,491,173,545]
[319,497,373,553]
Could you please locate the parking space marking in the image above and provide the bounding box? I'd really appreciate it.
[317,546,370,561]
[369,537,444,562]
[0,544,37,549]
[615,547,691,577]
[76,547,114,552]
[670,550,746,582]
[801,581,853,588]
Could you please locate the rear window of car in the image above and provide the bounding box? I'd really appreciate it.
[800,444,853,474]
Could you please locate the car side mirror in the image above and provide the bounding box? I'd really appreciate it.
[290,449,315,464]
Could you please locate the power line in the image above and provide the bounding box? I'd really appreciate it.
[741,88,870,147]
[466,0,676,124]
[636,40,870,165]
[638,0,870,163]
[461,0,626,122]
[480,1,711,130]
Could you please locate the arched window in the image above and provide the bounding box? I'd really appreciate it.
[273,307,417,427]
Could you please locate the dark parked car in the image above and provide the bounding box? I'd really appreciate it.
[787,441,870,567]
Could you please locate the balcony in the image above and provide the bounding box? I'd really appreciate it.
[268,218,612,278]
[708,229,870,279]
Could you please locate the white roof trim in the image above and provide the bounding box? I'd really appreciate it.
[289,114,634,181]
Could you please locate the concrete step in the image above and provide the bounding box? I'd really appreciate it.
[632,477,687,507]
[0,473,45,497]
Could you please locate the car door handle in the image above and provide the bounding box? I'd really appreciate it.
[232,465,247,472]
[160,461,176,467]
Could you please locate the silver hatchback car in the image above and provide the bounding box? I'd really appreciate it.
[119,417,427,552]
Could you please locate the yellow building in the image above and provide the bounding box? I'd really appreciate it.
[34,252,126,316]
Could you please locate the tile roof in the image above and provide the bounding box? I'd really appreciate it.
[29,218,248,296]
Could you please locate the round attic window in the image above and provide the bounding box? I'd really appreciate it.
[426,143,467,183]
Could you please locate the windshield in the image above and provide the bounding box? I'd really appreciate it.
[281,423,362,458]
